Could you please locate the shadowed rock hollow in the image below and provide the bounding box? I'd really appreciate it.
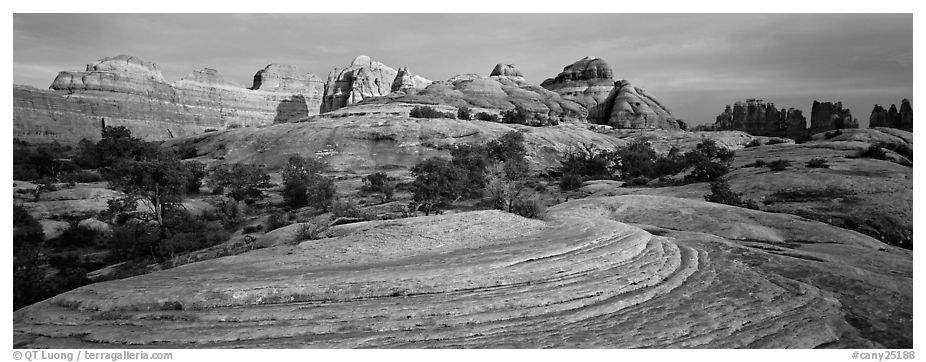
[13,195,910,348]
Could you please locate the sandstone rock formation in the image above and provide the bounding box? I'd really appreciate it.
[162,108,620,173]
[869,99,913,131]
[355,66,588,124]
[490,63,524,78]
[322,55,431,113]
[811,100,858,134]
[13,195,910,348]
[541,57,679,130]
[14,55,324,144]
[712,99,807,139]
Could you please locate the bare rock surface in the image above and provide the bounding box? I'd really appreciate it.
[13,196,910,348]
[162,112,625,173]
[14,55,324,143]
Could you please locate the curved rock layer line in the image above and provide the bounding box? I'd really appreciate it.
[13,196,911,348]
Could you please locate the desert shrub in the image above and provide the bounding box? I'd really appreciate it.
[684,140,735,182]
[13,140,80,181]
[281,155,336,210]
[616,140,661,179]
[766,159,792,171]
[510,198,547,220]
[330,198,368,219]
[105,221,162,262]
[242,225,263,234]
[410,157,467,215]
[60,169,104,184]
[361,172,390,193]
[558,145,614,181]
[880,142,913,161]
[475,112,500,122]
[559,173,584,191]
[450,144,491,197]
[174,142,198,160]
[159,217,231,259]
[457,106,473,120]
[501,106,531,125]
[745,139,763,148]
[858,145,889,160]
[409,105,445,119]
[766,138,788,145]
[80,126,159,168]
[209,163,271,202]
[183,161,207,195]
[211,197,243,228]
[763,186,855,204]
[704,179,754,208]
[624,176,651,187]
[227,123,241,129]
[296,222,328,242]
[47,225,100,248]
[806,158,830,168]
[265,211,289,232]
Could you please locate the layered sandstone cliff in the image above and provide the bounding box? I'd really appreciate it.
[540,57,680,130]
[14,55,324,143]
[869,99,913,131]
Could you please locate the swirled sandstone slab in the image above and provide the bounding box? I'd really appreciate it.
[13,195,910,348]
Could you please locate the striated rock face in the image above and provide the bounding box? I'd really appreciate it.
[541,57,677,129]
[357,67,588,124]
[605,80,678,129]
[490,63,524,78]
[322,55,431,113]
[14,55,325,143]
[13,195,910,348]
[811,101,858,133]
[712,99,807,139]
[870,99,913,131]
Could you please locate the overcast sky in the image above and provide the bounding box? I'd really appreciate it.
[13,13,912,126]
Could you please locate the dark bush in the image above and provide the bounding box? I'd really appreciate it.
[174,142,198,159]
[766,159,792,171]
[410,157,467,215]
[475,112,500,122]
[242,225,263,234]
[330,198,369,220]
[559,173,584,191]
[450,144,491,197]
[501,106,531,125]
[510,198,547,220]
[47,225,100,248]
[281,155,336,210]
[806,158,830,168]
[265,211,289,231]
[361,172,390,193]
[558,146,614,181]
[624,176,651,187]
[457,106,473,120]
[684,140,735,182]
[704,179,754,208]
[60,169,104,183]
[209,163,271,202]
[858,145,889,161]
[409,105,445,119]
[763,186,855,204]
[766,138,788,145]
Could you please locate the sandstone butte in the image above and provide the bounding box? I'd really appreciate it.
[13,195,911,348]
[540,56,683,130]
